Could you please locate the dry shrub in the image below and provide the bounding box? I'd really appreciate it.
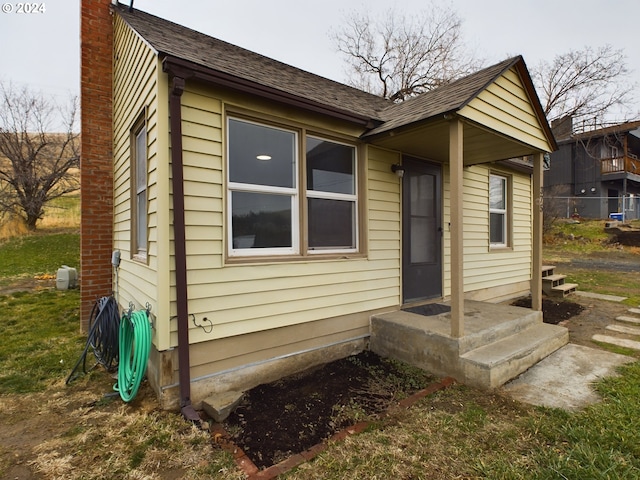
[0,212,29,240]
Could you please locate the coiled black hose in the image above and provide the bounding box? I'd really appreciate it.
[66,295,120,384]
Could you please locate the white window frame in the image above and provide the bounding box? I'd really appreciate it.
[226,116,359,258]
[227,118,299,257]
[306,135,358,255]
[489,173,508,248]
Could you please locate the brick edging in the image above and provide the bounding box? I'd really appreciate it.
[211,377,456,479]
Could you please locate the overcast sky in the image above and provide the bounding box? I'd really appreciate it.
[1,0,640,122]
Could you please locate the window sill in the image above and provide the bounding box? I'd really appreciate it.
[489,245,513,252]
[225,252,367,265]
[132,252,148,264]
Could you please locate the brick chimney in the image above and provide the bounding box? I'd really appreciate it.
[80,0,114,330]
[551,115,573,142]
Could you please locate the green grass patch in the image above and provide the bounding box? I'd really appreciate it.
[561,270,640,306]
[287,364,640,479]
[544,218,634,255]
[41,195,80,229]
[550,218,611,241]
[0,231,79,279]
[0,289,84,393]
[592,340,640,357]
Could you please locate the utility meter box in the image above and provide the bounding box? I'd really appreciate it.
[56,265,78,290]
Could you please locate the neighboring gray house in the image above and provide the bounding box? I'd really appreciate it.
[546,117,640,220]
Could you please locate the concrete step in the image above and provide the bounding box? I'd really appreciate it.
[457,307,543,354]
[606,324,640,336]
[202,390,244,422]
[629,308,640,315]
[547,283,578,297]
[461,323,569,389]
[541,265,556,277]
[616,315,640,325]
[592,334,640,351]
[542,274,567,287]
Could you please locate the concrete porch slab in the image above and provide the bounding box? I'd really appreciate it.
[373,300,543,353]
[502,343,633,411]
[370,300,568,389]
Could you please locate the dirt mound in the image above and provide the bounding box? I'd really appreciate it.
[223,351,434,469]
[605,224,640,246]
[511,297,585,324]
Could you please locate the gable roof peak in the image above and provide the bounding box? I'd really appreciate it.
[364,56,527,137]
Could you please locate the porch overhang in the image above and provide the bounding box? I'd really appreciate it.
[366,114,549,339]
[366,115,546,167]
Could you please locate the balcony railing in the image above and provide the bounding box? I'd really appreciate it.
[601,154,640,175]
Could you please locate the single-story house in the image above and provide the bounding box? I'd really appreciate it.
[80,1,565,415]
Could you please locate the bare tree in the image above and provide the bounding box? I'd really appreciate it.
[532,45,637,126]
[0,82,79,230]
[333,4,484,102]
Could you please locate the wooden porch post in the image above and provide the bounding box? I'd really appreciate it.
[531,152,544,312]
[449,119,464,337]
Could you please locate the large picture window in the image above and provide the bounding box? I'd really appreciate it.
[227,117,357,257]
[489,174,508,247]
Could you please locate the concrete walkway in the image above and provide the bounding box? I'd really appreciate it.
[502,343,633,411]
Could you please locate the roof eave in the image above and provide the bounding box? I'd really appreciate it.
[162,56,379,128]
[512,59,558,152]
[361,109,458,140]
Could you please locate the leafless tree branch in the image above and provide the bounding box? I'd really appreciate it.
[532,45,637,126]
[0,82,79,230]
[332,3,484,102]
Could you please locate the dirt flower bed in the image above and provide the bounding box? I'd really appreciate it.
[511,296,585,324]
[221,298,590,470]
[222,350,435,469]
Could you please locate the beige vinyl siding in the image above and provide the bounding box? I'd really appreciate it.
[459,67,549,152]
[187,313,369,381]
[367,147,402,267]
[442,165,532,297]
[113,17,166,346]
[170,86,402,367]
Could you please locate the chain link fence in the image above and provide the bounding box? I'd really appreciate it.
[544,195,639,221]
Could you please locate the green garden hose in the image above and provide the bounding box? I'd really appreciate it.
[115,309,151,402]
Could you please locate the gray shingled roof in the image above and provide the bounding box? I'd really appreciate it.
[115,5,539,139]
[115,5,390,120]
[365,57,522,137]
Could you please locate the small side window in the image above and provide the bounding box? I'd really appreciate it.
[131,113,147,259]
[489,174,508,248]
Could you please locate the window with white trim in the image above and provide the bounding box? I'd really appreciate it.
[489,174,508,247]
[132,116,147,259]
[227,117,358,257]
[306,136,357,251]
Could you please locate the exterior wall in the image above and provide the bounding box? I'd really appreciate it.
[460,67,549,153]
[545,143,574,190]
[154,82,403,405]
[112,16,170,349]
[546,136,640,220]
[443,164,532,301]
[111,20,540,408]
[80,0,114,330]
